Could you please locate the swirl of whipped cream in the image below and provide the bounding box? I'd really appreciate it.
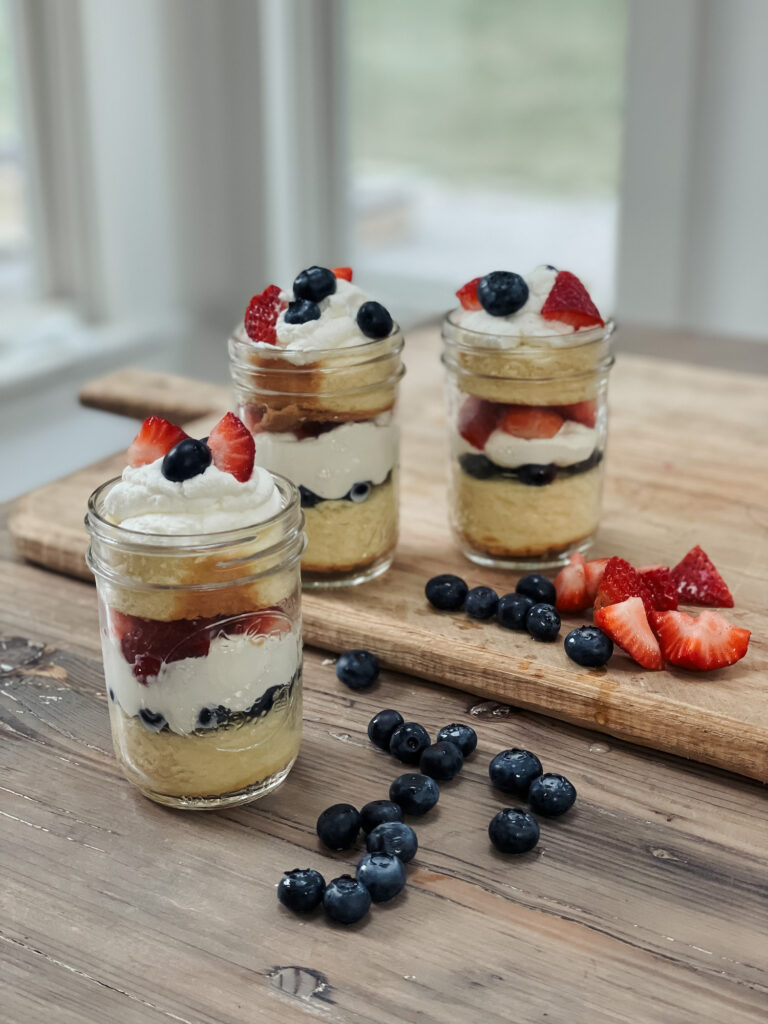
[103,459,282,535]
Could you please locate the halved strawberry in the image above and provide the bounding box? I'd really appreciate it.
[456,277,482,311]
[638,566,679,611]
[332,266,353,282]
[584,557,610,601]
[650,609,749,671]
[556,400,597,428]
[458,396,501,449]
[127,416,187,468]
[207,412,255,482]
[670,546,734,607]
[554,553,589,612]
[499,405,564,439]
[244,284,285,345]
[594,597,663,670]
[594,556,654,616]
[541,271,604,329]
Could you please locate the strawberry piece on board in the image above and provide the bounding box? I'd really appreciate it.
[584,557,610,602]
[594,557,654,616]
[670,546,734,607]
[638,565,679,611]
[554,553,589,612]
[650,609,750,671]
[594,596,663,670]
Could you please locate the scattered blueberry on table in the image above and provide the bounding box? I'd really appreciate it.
[425,574,468,611]
[528,773,577,817]
[516,573,557,605]
[277,868,326,914]
[488,808,540,854]
[389,721,431,764]
[496,593,534,631]
[316,803,361,851]
[390,773,440,815]
[489,748,543,796]
[436,722,477,757]
[360,799,404,835]
[322,875,372,925]
[336,649,380,690]
[367,709,404,750]
[465,586,499,620]
[355,853,407,903]
[526,603,561,642]
[419,741,464,781]
[366,821,419,863]
[564,626,613,668]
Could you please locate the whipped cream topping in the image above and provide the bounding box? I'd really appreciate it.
[252,417,397,500]
[103,459,282,535]
[458,420,597,468]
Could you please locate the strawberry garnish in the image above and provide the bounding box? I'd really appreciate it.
[554,553,589,612]
[638,566,679,611]
[594,596,663,670]
[556,400,597,428]
[456,277,482,311]
[650,609,749,671]
[458,396,501,449]
[670,546,734,607]
[244,284,285,345]
[499,406,564,439]
[127,416,187,468]
[207,412,255,482]
[332,266,353,282]
[541,271,604,330]
[594,556,654,616]
[584,558,610,601]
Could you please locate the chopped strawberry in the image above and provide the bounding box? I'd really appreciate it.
[244,284,285,345]
[638,566,679,611]
[332,266,353,282]
[556,400,597,428]
[554,553,589,612]
[458,396,501,449]
[541,271,604,330]
[594,556,654,616]
[456,277,482,311]
[127,416,187,468]
[499,405,564,439]
[594,597,663,670]
[670,546,734,607]
[650,609,750,671]
[207,412,255,482]
[584,558,610,601]
[118,615,212,683]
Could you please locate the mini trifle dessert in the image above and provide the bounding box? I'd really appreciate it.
[229,265,405,587]
[85,413,306,809]
[442,267,614,568]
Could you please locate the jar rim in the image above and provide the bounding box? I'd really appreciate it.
[442,311,615,349]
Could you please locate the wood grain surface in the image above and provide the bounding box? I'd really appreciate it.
[8,328,768,782]
[1,510,767,1024]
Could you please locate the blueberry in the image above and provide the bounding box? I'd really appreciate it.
[336,649,379,690]
[516,574,557,605]
[368,709,404,751]
[465,586,499,620]
[488,808,540,854]
[489,748,543,796]
[477,271,529,317]
[366,821,418,863]
[293,266,337,303]
[564,626,614,668]
[389,722,430,764]
[360,800,404,835]
[138,709,167,732]
[528,773,577,817]
[284,298,321,324]
[322,875,371,925]
[277,868,326,914]
[517,463,558,486]
[496,593,534,631]
[436,723,477,757]
[196,704,229,730]
[425,574,468,611]
[161,438,211,483]
[299,485,322,508]
[356,300,393,339]
[526,603,561,642]
[316,803,361,850]
[355,853,406,903]
[389,773,440,815]
[420,741,463,781]
[459,453,496,479]
[348,481,372,503]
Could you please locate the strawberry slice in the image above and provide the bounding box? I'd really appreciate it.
[556,400,597,428]
[670,546,734,607]
[638,566,679,611]
[541,271,604,329]
[207,412,255,482]
[650,609,749,671]
[458,396,501,449]
[127,416,187,468]
[244,284,285,345]
[456,277,482,311]
[594,597,663,670]
[554,553,589,612]
[499,405,564,439]
[594,556,654,616]
[584,557,610,601]
[332,266,353,282]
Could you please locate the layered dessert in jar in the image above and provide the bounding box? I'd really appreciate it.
[85,413,305,809]
[442,267,614,568]
[229,265,405,587]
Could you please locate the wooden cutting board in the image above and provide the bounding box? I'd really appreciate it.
[9,327,768,782]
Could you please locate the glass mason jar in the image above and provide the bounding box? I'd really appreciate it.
[229,328,405,588]
[441,316,615,569]
[85,475,305,810]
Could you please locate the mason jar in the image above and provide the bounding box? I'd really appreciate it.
[85,475,305,810]
[229,329,405,587]
[441,316,615,569]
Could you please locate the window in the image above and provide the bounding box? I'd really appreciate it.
[0,0,30,298]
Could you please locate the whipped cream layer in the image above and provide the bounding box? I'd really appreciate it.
[458,420,597,468]
[104,459,282,535]
[103,628,301,734]
[253,418,398,500]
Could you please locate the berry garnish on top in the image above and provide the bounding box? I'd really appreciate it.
[331,266,353,281]
[456,276,482,310]
[477,271,529,317]
[128,416,188,468]
[161,438,212,483]
[244,283,285,344]
[540,270,604,329]
[284,298,321,324]
[458,396,501,449]
[293,266,337,303]
[594,595,663,670]
[499,406,564,439]
[207,412,255,483]
[356,300,393,339]
[649,609,750,671]
[670,546,734,607]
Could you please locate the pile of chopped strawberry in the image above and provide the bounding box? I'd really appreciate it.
[332,266,353,281]
[207,412,255,482]
[499,405,564,439]
[244,284,285,345]
[456,277,482,311]
[127,416,187,467]
[637,566,678,611]
[650,610,750,671]
[554,553,609,612]
[670,546,734,607]
[594,557,654,616]
[594,596,663,670]
[458,396,501,449]
[541,271,604,329]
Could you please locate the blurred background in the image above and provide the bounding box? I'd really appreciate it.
[1,0,766,499]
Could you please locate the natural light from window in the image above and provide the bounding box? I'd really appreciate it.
[0,0,30,298]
